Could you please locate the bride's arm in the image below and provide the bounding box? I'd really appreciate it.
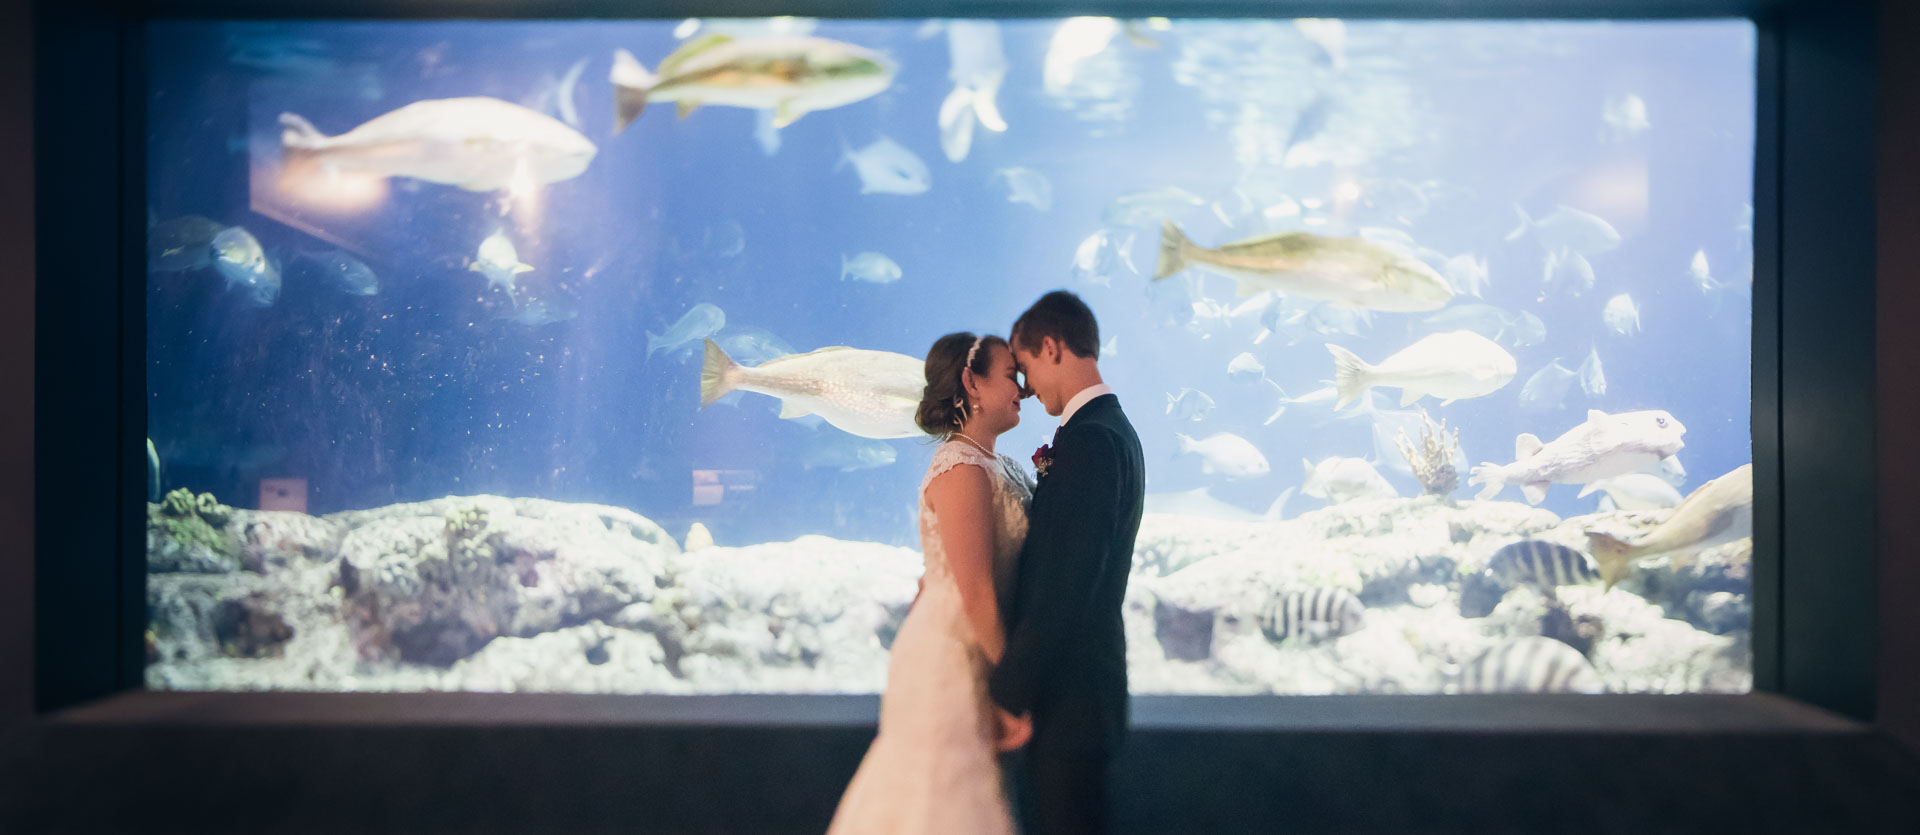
[923,464,1006,663]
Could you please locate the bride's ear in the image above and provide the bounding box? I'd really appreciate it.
[960,366,976,395]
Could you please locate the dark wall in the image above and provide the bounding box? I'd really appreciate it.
[1,0,35,734]
[1876,0,1920,755]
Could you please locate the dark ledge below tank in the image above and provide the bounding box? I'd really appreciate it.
[3,691,1916,834]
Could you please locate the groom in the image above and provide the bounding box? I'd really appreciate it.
[991,290,1146,835]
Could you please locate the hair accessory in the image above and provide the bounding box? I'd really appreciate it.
[965,335,984,369]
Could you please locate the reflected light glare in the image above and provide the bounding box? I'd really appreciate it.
[1334,181,1363,203]
[275,164,388,213]
[507,156,544,225]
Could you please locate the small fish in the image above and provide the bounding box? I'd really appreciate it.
[1578,346,1606,397]
[1104,186,1205,228]
[1543,248,1596,296]
[801,432,899,472]
[1517,360,1578,413]
[1157,221,1454,312]
[1071,228,1137,287]
[148,215,227,272]
[1487,540,1600,590]
[700,339,923,439]
[1293,18,1348,71]
[1301,456,1397,504]
[1469,409,1687,504]
[610,35,893,132]
[1165,388,1216,421]
[683,522,714,551]
[649,303,726,358]
[1505,204,1622,257]
[1445,253,1490,298]
[1327,331,1516,409]
[1226,352,1266,383]
[837,135,931,195]
[212,226,280,307]
[1260,587,1365,643]
[1176,432,1270,480]
[713,325,796,367]
[995,167,1052,211]
[1688,248,1724,293]
[1587,463,1752,589]
[1281,92,1336,163]
[294,249,379,296]
[470,230,533,302]
[940,21,1008,163]
[840,252,903,284]
[1458,637,1604,694]
[1601,92,1651,141]
[1512,310,1548,347]
[280,98,596,192]
[1603,293,1642,336]
[1578,473,1683,511]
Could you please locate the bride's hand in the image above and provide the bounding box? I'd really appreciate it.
[993,708,1033,752]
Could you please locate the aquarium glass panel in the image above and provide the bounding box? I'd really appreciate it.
[144,18,1755,695]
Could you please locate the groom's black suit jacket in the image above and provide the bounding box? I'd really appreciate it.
[989,393,1145,752]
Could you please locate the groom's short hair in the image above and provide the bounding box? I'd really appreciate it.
[1012,290,1099,359]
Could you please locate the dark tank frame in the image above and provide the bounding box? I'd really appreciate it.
[18,1,1911,832]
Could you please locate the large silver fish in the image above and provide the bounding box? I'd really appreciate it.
[1326,331,1516,409]
[610,34,894,133]
[1586,463,1752,589]
[212,226,280,307]
[700,339,923,439]
[280,97,596,192]
[1469,409,1686,505]
[1155,221,1454,312]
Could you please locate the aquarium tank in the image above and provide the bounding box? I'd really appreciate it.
[142,16,1755,696]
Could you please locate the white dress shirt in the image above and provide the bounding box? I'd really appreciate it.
[1058,383,1114,426]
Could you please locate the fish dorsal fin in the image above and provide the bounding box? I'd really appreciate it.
[773,99,805,129]
[1223,230,1313,250]
[1587,409,1608,422]
[1515,433,1543,460]
[777,400,812,419]
[659,33,733,78]
[1301,458,1316,479]
[1576,480,1602,498]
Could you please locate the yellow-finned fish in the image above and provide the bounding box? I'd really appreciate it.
[1586,463,1753,590]
[1155,221,1454,312]
[610,34,894,133]
[699,339,922,440]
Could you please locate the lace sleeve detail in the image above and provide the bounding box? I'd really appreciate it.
[922,441,997,493]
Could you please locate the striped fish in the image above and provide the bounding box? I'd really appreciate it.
[1260,587,1366,642]
[1487,539,1599,590]
[1458,636,1605,694]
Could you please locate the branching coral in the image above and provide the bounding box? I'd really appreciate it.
[1395,412,1462,497]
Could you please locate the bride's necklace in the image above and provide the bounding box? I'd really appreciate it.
[951,432,995,457]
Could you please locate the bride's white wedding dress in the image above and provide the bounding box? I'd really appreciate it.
[827,439,1034,834]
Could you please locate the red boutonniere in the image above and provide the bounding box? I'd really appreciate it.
[1032,444,1054,477]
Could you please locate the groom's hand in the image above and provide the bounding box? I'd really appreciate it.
[993,708,1033,752]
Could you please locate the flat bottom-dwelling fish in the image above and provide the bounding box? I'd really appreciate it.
[699,339,923,440]
[1469,409,1686,505]
[1154,220,1455,312]
[1585,463,1753,590]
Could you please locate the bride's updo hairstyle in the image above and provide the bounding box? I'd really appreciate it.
[916,331,1007,437]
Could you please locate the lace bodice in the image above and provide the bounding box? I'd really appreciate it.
[918,439,1035,615]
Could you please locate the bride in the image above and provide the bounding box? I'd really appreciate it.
[827,332,1035,834]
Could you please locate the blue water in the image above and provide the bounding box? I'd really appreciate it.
[144,18,1754,548]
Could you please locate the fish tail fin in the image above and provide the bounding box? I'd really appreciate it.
[1326,343,1373,410]
[699,338,739,407]
[839,253,850,281]
[1154,220,1192,281]
[278,112,326,150]
[645,329,663,357]
[1504,204,1532,242]
[1585,531,1638,591]
[1576,481,1601,498]
[610,49,656,134]
[1468,463,1505,500]
[1263,487,1295,522]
